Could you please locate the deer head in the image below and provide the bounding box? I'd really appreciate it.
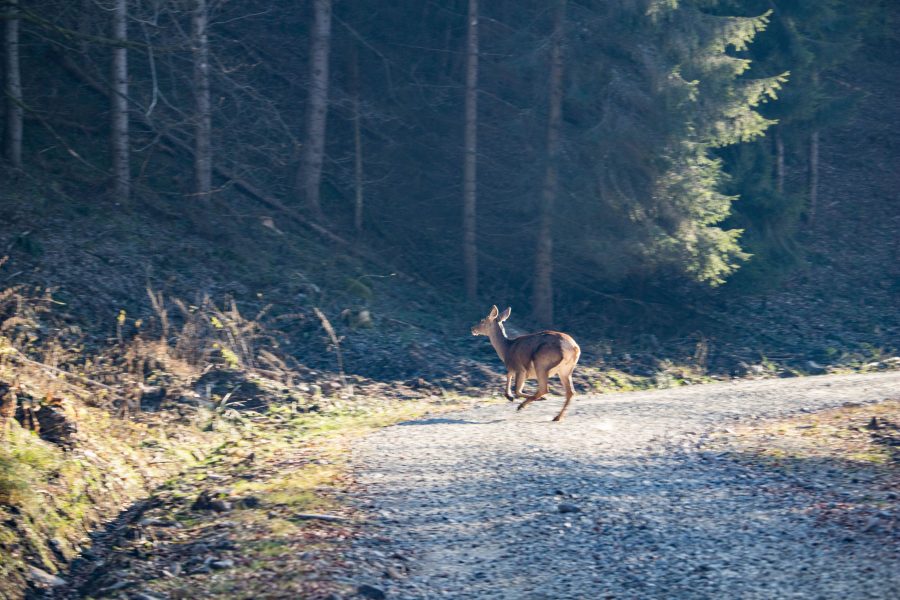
[471,305,511,337]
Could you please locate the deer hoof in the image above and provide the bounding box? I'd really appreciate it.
[505,393,515,402]
[516,402,528,411]
[552,415,564,422]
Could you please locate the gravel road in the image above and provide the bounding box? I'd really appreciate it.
[349,372,900,599]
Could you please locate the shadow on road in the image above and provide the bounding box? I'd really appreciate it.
[396,417,505,426]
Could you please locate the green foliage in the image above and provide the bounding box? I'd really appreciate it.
[718,0,881,286]
[3,0,887,312]
[344,277,374,301]
[0,427,62,505]
[559,0,782,286]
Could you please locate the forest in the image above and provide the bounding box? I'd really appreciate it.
[0,0,898,598]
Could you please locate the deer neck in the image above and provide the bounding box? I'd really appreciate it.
[487,323,512,366]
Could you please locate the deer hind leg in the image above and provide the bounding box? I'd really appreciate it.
[552,370,576,422]
[517,364,551,412]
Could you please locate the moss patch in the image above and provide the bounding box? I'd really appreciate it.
[0,403,218,599]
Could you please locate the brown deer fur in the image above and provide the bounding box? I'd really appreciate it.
[471,305,581,422]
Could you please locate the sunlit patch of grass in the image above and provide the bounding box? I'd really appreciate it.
[0,392,221,597]
[847,451,889,465]
[250,538,292,557]
[0,425,62,506]
[711,398,900,469]
[590,368,653,392]
[233,466,339,511]
[285,401,447,437]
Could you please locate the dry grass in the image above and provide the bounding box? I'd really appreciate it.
[707,399,900,540]
[717,399,900,468]
[0,275,474,599]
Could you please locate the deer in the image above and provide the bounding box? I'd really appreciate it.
[471,305,581,422]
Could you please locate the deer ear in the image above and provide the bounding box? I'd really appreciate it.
[499,307,511,322]
[489,305,499,319]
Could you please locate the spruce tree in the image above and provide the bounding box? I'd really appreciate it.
[720,0,876,282]
[560,0,784,286]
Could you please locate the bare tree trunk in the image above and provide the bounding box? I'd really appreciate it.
[462,0,479,302]
[775,126,784,195]
[111,0,130,201]
[807,69,820,225]
[78,0,92,54]
[297,0,332,219]
[352,43,364,234]
[193,0,212,200]
[0,383,17,442]
[533,0,566,327]
[808,128,819,224]
[4,0,23,169]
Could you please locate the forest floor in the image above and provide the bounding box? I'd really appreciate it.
[29,372,899,600]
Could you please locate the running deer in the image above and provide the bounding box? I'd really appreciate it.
[471,305,581,422]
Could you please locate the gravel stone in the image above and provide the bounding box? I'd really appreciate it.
[356,583,387,599]
[350,372,900,599]
[28,566,67,587]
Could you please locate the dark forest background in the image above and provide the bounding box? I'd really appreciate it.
[1,0,897,377]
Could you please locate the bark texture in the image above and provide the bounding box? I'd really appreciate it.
[807,70,820,224]
[809,129,820,224]
[533,0,566,326]
[193,0,212,200]
[111,0,130,201]
[298,0,332,219]
[775,126,785,196]
[4,0,23,168]
[462,0,480,302]
[352,44,364,233]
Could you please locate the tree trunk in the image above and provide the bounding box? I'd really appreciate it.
[808,128,819,224]
[78,0,91,54]
[193,0,212,200]
[807,69,820,225]
[352,43,364,234]
[298,0,332,219]
[533,0,566,327]
[775,126,784,195]
[0,383,17,439]
[110,0,130,201]
[462,0,479,302]
[4,0,22,169]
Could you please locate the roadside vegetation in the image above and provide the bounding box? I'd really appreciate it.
[707,399,900,540]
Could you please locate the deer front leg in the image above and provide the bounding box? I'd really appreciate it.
[514,369,527,398]
[504,371,515,401]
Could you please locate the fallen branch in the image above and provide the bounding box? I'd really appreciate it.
[292,513,347,522]
[313,307,350,394]
[2,347,120,394]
